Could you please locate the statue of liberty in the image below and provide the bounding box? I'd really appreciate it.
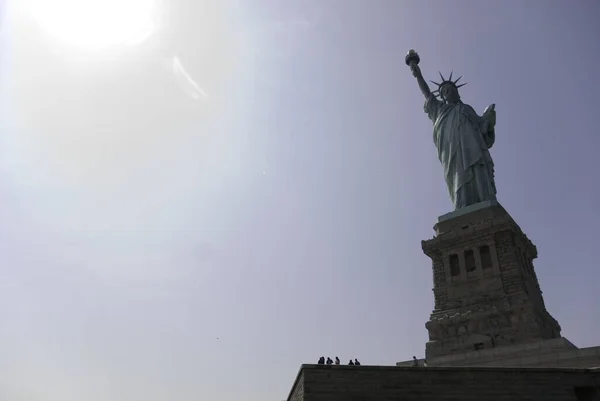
[406,50,498,210]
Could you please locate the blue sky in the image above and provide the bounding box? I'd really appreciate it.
[1,0,599,400]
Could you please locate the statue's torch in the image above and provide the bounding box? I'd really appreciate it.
[405,49,420,76]
[405,49,420,66]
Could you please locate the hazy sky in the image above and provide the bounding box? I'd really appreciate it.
[1,0,600,400]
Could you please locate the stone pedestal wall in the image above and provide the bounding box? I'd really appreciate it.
[288,365,600,401]
[421,201,561,359]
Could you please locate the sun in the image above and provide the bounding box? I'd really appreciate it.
[24,0,160,50]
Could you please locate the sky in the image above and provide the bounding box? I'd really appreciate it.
[1,0,600,400]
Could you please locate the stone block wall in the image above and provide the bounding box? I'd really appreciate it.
[287,364,600,401]
[422,202,562,359]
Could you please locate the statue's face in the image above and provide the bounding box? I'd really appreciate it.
[441,85,460,103]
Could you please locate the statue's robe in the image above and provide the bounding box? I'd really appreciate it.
[424,94,497,210]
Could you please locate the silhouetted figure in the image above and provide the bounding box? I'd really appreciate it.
[423,359,428,367]
[318,356,325,365]
[412,356,418,367]
[335,357,340,365]
[326,357,333,365]
[348,359,355,366]
[354,358,361,366]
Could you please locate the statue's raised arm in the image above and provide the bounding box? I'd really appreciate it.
[405,50,432,99]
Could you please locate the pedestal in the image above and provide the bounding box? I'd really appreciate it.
[421,201,562,360]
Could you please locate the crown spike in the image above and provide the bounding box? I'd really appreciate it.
[456,83,467,88]
[438,71,445,82]
[449,71,453,81]
[454,75,462,84]
[430,80,441,86]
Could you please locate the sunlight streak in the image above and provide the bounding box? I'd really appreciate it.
[172,56,210,101]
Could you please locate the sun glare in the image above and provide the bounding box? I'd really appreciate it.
[25,0,159,50]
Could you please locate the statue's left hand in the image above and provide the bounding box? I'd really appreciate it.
[488,110,496,127]
[483,104,496,127]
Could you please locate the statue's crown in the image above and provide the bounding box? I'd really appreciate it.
[430,71,466,99]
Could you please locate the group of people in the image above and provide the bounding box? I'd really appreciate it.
[317,356,361,366]
[316,355,427,367]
